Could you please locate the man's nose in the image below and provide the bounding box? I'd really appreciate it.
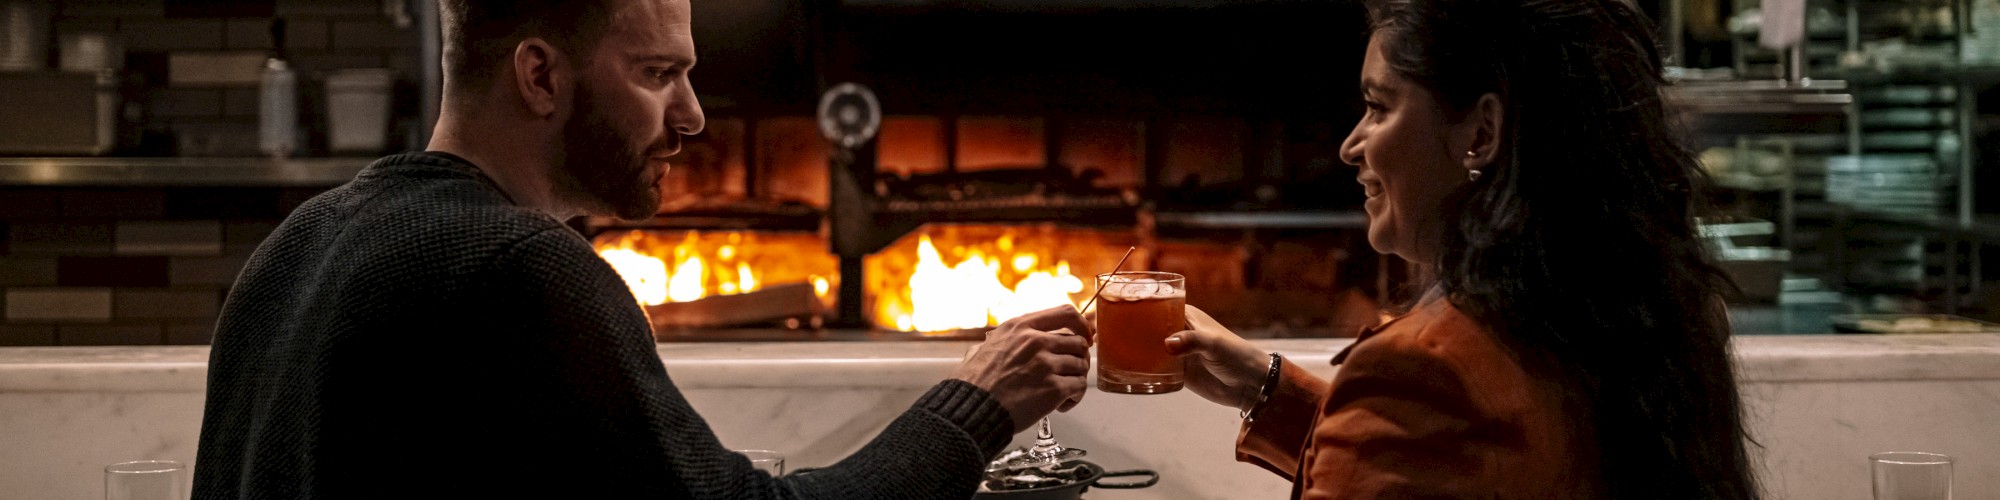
[669,77,705,137]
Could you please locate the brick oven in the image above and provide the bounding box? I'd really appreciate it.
[579,131,1393,340]
[566,1,1396,341]
[579,89,1147,339]
[580,99,1396,340]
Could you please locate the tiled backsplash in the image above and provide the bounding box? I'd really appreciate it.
[0,186,331,346]
[50,0,421,156]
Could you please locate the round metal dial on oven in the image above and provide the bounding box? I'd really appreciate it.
[816,82,881,149]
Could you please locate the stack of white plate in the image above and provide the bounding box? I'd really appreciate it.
[1825,155,1952,216]
[1968,0,2000,65]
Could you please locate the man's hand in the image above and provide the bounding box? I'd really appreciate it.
[949,305,1094,433]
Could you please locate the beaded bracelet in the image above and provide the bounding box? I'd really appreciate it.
[1240,352,1284,422]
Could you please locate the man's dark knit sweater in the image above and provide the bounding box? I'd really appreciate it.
[194,152,1014,499]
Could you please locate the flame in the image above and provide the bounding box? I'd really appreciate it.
[996,266,1085,323]
[594,225,1121,333]
[875,229,1104,333]
[908,237,1009,331]
[669,255,706,302]
[593,230,838,309]
[600,248,670,306]
[1012,254,1036,272]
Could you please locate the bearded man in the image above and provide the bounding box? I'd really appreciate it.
[191,1,1092,498]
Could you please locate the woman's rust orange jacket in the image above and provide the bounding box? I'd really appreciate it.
[1236,298,1601,499]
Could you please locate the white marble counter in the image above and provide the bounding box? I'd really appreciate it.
[9,333,1994,391]
[2,335,1998,499]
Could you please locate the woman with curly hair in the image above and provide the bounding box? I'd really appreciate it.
[1168,1,1763,497]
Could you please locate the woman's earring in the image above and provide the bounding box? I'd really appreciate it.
[1466,151,1483,181]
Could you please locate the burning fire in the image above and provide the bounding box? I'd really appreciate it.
[592,230,836,307]
[593,225,1131,333]
[899,236,1084,331]
[868,225,1128,333]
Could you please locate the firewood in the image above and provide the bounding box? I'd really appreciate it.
[645,282,822,331]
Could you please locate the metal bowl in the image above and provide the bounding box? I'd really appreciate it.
[974,460,1158,500]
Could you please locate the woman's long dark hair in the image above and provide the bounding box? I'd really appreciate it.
[1364,0,1761,498]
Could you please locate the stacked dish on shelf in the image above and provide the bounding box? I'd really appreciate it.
[1824,154,1951,216]
[1966,0,2000,64]
[1698,143,1792,191]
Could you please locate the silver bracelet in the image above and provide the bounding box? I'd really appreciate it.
[1240,352,1283,421]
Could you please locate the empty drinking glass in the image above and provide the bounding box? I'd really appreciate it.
[1872,452,1952,500]
[736,450,785,476]
[105,460,185,500]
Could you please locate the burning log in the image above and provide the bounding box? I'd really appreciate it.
[644,282,822,332]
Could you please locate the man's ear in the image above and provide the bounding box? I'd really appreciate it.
[511,38,568,118]
[1461,92,1505,171]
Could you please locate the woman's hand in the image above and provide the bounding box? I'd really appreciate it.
[1166,305,1271,412]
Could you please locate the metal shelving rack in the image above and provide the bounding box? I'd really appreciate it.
[1681,0,1990,314]
[1820,0,1985,312]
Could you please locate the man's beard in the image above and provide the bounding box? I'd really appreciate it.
[550,83,663,220]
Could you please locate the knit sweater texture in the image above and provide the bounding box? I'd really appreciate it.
[194,152,1014,499]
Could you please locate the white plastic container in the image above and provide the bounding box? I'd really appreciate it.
[259,58,298,158]
[0,0,50,72]
[324,68,395,154]
[57,32,120,73]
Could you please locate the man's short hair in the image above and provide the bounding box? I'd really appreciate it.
[439,0,617,95]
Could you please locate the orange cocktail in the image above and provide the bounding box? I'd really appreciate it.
[1094,271,1186,394]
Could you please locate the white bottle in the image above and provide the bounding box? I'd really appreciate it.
[259,58,297,158]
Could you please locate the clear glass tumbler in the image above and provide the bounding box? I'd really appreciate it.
[736,450,785,476]
[105,460,185,500]
[1093,271,1187,394]
[1872,451,1952,500]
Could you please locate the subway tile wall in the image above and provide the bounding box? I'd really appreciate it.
[0,186,331,346]
[2,0,411,345]
[53,0,421,156]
